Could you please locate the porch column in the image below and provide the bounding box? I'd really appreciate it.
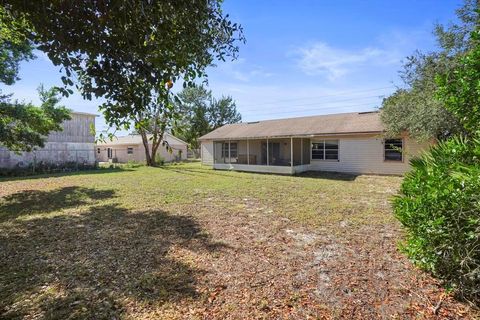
[300,138,303,165]
[266,138,269,166]
[247,138,250,165]
[228,140,231,164]
[290,137,293,170]
[213,141,215,164]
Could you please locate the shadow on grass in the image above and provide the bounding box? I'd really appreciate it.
[0,187,227,319]
[0,187,117,222]
[160,165,359,181]
[295,170,358,181]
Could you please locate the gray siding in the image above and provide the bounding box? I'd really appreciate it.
[0,112,96,169]
[48,113,95,143]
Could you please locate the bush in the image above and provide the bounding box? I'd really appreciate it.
[394,135,480,301]
[154,154,165,166]
[0,161,97,176]
[124,160,143,168]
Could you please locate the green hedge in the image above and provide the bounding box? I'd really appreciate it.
[394,135,480,301]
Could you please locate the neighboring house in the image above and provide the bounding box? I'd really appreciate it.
[199,111,431,175]
[0,111,97,169]
[96,133,188,163]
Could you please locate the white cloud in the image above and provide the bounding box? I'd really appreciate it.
[294,42,398,80]
[216,58,274,82]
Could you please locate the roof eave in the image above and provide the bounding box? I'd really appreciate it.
[199,130,384,141]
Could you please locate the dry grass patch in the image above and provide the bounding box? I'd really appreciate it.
[0,162,476,319]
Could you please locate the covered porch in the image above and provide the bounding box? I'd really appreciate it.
[213,137,311,174]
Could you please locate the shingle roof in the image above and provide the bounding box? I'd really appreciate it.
[199,111,384,140]
[97,133,187,146]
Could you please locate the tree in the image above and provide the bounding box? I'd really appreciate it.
[0,85,71,152]
[0,6,33,86]
[3,1,244,165]
[380,0,478,141]
[0,7,70,152]
[393,18,480,302]
[209,95,241,130]
[436,29,480,135]
[173,85,241,154]
[130,83,177,166]
[173,86,211,153]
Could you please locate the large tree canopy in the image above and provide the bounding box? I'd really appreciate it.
[2,0,243,165]
[437,28,480,135]
[380,0,477,141]
[0,6,70,152]
[2,1,244,127]
[0,6,33,85]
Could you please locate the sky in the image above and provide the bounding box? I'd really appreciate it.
[2,1,463,135]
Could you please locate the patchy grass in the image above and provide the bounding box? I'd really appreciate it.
[0,162,476,319]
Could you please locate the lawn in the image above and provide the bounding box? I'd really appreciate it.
[0,162,475,319]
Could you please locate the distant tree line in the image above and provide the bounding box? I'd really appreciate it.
[172,85,241,156]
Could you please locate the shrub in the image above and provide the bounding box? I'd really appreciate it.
[124,160,143,168]
[394,135,480,301]
[0,161,97,176]
[155,154,165,166]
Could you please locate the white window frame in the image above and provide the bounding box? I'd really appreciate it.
[311,140,339,161]
[384,138,404,162]
[127,147,134,155]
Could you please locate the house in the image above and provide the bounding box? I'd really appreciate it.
[0,111,97,169]
[96,133,188,163]
[199,111,430,175]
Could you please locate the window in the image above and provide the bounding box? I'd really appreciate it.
[97,148,100,154]
[312,140,339,160]
[107,148,113,159]
[221,142,237,158]
[312,142,324,160]
[384,139,403,161]
[127,147,133,154]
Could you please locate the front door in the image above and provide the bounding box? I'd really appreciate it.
[107,148,113,159]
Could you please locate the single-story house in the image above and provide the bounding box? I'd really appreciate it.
[199,111,431,175]
[96,133,188,163]
[0,111,97,169]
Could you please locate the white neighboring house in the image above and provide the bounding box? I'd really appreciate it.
[199,111,431,175]
[0,111,97,169]
[96,133,188,163]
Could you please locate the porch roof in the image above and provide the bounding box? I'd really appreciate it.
[199,111,383,140]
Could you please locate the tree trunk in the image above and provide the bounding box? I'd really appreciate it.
[151,131,164,164]
[140,131,154,166]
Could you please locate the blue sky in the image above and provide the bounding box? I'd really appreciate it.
[3,1,462,134]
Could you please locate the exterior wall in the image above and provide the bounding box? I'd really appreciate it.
[0,113,96,169]
[201,140,214,165]
[48,113,95,143]
[204,135,430,175]
[308,134,429,175]
[97,143,188,163]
